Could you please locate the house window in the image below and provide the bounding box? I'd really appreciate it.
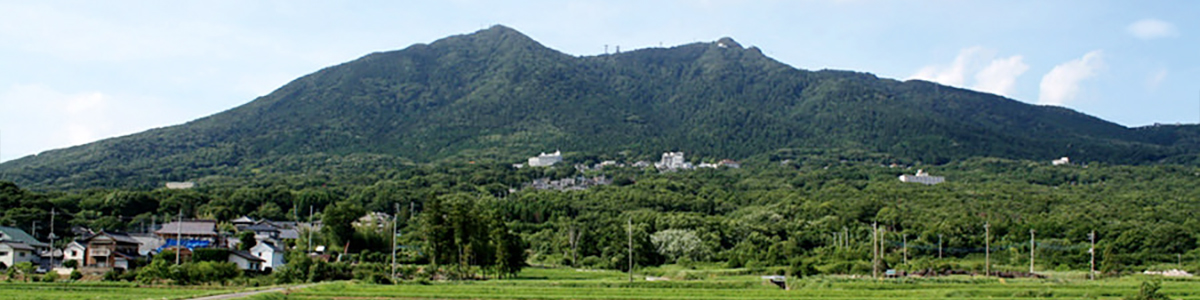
[19,252,25,257]
[0,251,8,256]
[71,250,78,256]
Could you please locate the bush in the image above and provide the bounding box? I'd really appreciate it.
[192,248,231,263]
[62,260,79,269]
[580,256,604,268]
[1125,280,1172,300]
[788,258,818,278]
[102,269,123,281]
[69,270,83,281]
[41,272,59,282]
[352,263,392,284]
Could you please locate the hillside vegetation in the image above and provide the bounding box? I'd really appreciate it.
[4,152,1200,277]
[1,25,1199,190]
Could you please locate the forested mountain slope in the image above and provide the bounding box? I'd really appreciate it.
[1,25,1197,190]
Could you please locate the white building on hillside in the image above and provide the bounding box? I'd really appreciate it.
[899,169,945,185]
[528,151,563,167]
[656,152,693,170]
[1052,157,1070,166]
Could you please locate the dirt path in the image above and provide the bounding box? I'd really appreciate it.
[184,284,314,300]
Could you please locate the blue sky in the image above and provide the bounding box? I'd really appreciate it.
[1,0,1196,162]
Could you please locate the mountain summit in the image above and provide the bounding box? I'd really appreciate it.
[1,26,1197,189]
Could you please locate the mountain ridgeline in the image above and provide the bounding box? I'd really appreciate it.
[2,25,1199,189]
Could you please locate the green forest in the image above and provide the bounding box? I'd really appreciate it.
[4,149,1200,281]
[4,25,1200,190]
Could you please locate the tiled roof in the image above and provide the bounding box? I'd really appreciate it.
[79,231,141,245]
[278,229,300,240]
[242,224,280,233]
[252,241,283,252]
[155,220,218,236]
[229,250,265,262]
[1,241,36,251]
[0,226,49,248]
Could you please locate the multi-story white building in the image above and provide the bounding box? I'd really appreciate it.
[1052,157,1070,166]
[528,151,563,167]
[656,152,693,170]
[898,169,945,185]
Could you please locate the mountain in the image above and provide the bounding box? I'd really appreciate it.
[2,25,1199,190]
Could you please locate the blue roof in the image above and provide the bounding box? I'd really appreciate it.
[0,226,48,248]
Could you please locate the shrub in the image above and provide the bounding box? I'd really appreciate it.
[69,270,83,281]
[62,260,79,269]
[1125,280,1172,300]
[192,248,231,263]
[41,271,59,282]
[102,269,123,281]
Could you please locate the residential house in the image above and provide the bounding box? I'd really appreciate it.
[78,231,141,269]
[129,233,164,256]
[251,242,285,272]
[0,226,50,254]
[155,220,222,250]
[228,250,265,271]
[231,216,257,228]
[0,241,37,269]
[63,241,86,267]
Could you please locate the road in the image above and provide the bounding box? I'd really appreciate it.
[184,284,313,300]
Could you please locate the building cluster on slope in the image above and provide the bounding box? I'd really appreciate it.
[525,176,613,191]
[518,150,740,171]
[0,214,333,276]
[898,169,945,185]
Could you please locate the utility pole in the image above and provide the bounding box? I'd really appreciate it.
[1089,230,1096,280]
[392,203,398,280]
[49,208,56,266]
[1030,229,1036,274]
[938,234,944,260]
[902,234,908,266]
[627,216,633,283]
[872,222,878,279]
[31,220,38,239]
[984,222,990,278]
[308,206,314,253]
[176,208,182,265]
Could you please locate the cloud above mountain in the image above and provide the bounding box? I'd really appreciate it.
[909,47,1028,97]
[1039,50,1104,106]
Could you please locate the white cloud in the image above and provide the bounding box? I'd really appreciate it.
[973,55,1029,97]
[1127,18,1178,40]
[1146,68,1168,91]
[1038,50,1104,106]
[910,46,983,87]
[909,47,1027,97]
[0,84,182,162]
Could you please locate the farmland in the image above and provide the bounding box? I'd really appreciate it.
[0,281,240,300]
[240,268,1200,300]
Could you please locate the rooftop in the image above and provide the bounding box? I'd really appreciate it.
[155,220,219,236]
[0,226,49,248]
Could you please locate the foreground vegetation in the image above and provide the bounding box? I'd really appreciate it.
[234,267,1200,300]
[0,281,239,300]
[4,151,1200,282]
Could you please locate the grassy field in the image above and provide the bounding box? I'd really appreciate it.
[6,268,1200,299]
[0,281,242,300]
[244,267,1200,300]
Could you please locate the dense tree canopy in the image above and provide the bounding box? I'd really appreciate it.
[4,150,1199,278]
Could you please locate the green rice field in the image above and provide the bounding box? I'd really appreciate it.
[0,281,241,300]
[244,268,1200,300]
